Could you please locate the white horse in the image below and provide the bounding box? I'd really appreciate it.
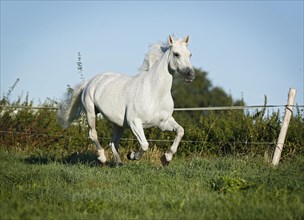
[57,35,195,166]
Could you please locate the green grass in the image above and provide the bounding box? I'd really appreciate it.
[0,150,303,220]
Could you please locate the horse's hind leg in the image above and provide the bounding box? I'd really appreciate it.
[109,125,124,166]
[85,108,107,164]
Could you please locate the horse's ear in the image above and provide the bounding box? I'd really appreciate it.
[168,35,174,45]
[184,35,190,45]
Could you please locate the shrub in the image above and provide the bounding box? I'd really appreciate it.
[0,96,303,162]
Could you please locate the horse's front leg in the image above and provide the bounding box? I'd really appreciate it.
[127,118,149,161]
[158,116,184,166]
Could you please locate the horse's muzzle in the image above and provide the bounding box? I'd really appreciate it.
[181,67,195,83]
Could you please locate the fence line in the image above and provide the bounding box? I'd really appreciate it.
[0,130,276,146]
[0,103,301,147]
[174,105,303,111]
[1,104,303,111]
[0,105,57,110]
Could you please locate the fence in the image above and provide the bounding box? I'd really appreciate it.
[0,104,300,111]
[0,104,303,137]
[0,96,303,163]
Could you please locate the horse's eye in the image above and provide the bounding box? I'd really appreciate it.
[190,53,192,57]
[173,52,180,58]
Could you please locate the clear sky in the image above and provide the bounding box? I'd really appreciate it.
[1,1,303,107]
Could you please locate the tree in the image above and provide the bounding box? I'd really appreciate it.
[172,68,239,108]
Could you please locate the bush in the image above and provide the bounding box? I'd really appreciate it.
[1,94,303,163]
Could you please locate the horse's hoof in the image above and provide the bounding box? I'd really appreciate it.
[115,162,123,167]
[161,154,170,166]
[127,151,135,160]
[97,160,107,167]
[128,151,143,160]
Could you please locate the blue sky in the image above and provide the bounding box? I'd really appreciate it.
[1,1,303,107]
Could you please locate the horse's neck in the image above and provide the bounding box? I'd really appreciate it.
[148,49,172,93]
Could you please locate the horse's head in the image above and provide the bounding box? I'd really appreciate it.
[168,35,195,83]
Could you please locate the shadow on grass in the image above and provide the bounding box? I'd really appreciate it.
[23,151,124,168]
[24,151,97,166]
[63,152,99,166]
[24,154,56,165]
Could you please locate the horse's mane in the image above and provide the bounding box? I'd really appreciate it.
[138,41,171,73]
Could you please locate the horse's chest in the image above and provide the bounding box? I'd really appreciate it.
[140,98,173,128]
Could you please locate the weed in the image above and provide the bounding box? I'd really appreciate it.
[210,175,254,193]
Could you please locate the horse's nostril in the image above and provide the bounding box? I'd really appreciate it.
[187,70,192,77]
[185,68,195,78]
[182,68,195,83]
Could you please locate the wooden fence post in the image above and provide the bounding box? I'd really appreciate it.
[272,88,297,166]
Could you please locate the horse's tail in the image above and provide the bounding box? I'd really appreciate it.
[57,80,89,129]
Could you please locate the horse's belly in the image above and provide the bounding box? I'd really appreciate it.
[96,100,126,127]
[100,109,123,125]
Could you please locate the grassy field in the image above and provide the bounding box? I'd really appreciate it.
[0,149,303,220]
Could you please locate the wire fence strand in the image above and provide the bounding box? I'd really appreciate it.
[0,129,277,146]
[1,104,304,111]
